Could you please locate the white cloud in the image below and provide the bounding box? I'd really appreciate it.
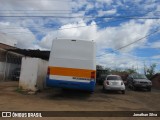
[96,0,113,5]
[0,0,71,14]
[152,55,160,59]
[0,0,73,27]
[40,19,154,52]
[38,31,57,49]
[97,52,143,70]
[98,9,117,16]
[0,22,37,49]
[0,32,16,46]
[151,41,160,49]
[38,19,157,70]
[142,41,160,49]
[97,19,155,52]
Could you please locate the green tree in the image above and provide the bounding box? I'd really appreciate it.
[96,65,104,70]
[144,63,157,79]
[125,68,136,74]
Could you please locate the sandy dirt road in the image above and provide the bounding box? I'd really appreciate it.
[0,81,159,120]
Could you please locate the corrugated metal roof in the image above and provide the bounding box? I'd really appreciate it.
[0,34,50,60]
[0,43,17,50]
[9,49,50,60]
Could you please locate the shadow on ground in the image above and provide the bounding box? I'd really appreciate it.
[45,88,92,100]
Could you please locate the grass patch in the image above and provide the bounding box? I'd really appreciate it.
[15,87,27,94]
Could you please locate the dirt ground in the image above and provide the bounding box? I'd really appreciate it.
[0,81,160,120]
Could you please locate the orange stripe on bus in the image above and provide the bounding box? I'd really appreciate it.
[49,66,96,79]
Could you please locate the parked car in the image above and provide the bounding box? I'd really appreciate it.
[103,75,125,94]
[127,73,152,91]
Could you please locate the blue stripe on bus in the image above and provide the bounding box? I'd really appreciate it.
[46,77,96,92]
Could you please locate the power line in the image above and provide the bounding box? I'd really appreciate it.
[0,0,158,14]
[0,13,72,15]
[0,6,159,19]
[0,0,158,4]
[0,18,126,34]
[114,26,160,51]
[0,10,72,11]
[97,26,160,57]
[0,11,159,15]
[0,0,72,2]
[0,15,160,19]
[1,19,160,51]
[0,9,159,12]
[0,13,158,18]
[0,0,71,2]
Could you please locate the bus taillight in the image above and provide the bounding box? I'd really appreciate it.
[91,71,95,79]
[47,67,50,75]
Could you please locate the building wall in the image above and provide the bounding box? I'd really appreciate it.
[152,75,160,89]
[0,61,20,81]
[0,49,22,81]
[19,57,48,91]
[0,62,5,81]
[37,58,48,89]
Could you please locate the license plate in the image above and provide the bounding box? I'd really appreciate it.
[112,82,117,85]
[142,84,146,87]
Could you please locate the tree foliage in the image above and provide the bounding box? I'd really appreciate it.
[96,65,104,70]
[144,63,157,79]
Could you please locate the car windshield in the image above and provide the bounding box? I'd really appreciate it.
[133,74,147,79]
[107,76,122,80]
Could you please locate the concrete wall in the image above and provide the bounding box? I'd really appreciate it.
[19,57,48,91]
[152,79,160,89]
[37,58,48,90]
[0,62,5,81]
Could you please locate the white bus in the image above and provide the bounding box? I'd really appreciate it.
[46,39,96,92]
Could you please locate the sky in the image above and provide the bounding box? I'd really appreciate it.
[0,0,160,73]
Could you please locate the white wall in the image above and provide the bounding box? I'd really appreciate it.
[19,57,48,91]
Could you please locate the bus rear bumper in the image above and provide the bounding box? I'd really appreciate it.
[46,78,96,92]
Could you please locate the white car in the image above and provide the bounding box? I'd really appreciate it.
[103,75,125,94]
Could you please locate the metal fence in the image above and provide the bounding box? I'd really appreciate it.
[0,49,23,81]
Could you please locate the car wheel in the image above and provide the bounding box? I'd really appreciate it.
[122,90,125,94]
[102,86,106,93]
[128,84,131,89]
